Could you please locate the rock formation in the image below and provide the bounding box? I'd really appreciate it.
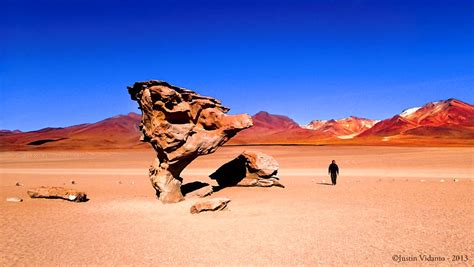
[210,151,284,188]
[27,186,88,202]
[128,80,253,203]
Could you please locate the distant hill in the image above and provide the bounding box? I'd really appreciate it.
[302,116,378,139]
[0,113,145,150]
[1,98,472,150]
[229,111,328,145]
[358,99,474,141]
[0,130,22,136]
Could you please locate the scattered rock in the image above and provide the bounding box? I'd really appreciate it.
[15,182,22,186]
[241,151,279,177]
[210,150,284,188]
[128,80,252,203]
[6,197,23,203]
[193,185,214,197]
[453,178,459,182]
[255,178,284,187]
[27,186,88,202]
[117,181,122,184]
[70,180,76,185]
[190,198,231,214]
[181,181,213,197]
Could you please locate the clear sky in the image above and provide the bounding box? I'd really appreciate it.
[1,0,473,131]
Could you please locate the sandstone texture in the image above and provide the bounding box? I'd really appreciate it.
[128,80,253,203]
[27,186,88,202]
[210,150,284,188]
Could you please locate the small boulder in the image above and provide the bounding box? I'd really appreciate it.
[210,150,284,188]
[190,198,230,214]
[6,197,23,203]
[27,186,87,202]
[193,185,214,197]
[15,182,23,186]
[241,151,279,177]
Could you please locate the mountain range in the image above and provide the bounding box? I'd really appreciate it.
[1,99,472,150]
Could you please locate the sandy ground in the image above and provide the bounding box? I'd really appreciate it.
[0,146,473,265]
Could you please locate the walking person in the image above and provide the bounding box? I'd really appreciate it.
[328,160,339,185]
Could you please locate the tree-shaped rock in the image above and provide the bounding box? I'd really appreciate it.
[128,80,253,203]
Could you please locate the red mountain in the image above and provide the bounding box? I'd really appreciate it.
[229,111,327,144]
[358,99,474,139]
[0,129,22,136]
[1,98,472,150]
[357,115,418,137]
[303,116,377,138]
[402,99,474,126]
[0,113,144,151]
[251,111,300,129]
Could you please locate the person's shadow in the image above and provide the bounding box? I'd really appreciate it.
[316,182,333,186]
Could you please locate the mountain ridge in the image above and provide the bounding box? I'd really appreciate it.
[1,98,472,150]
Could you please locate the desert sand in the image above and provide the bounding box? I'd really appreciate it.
[0,146,472,265]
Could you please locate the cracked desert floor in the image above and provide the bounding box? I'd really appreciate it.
[0,146,472,265]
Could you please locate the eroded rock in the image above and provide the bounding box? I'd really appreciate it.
[192,184,214,197]
[210,150,284,188]
[190,197,230,214]
[27,186,88,202]
[181,181,214,198]
[242,151,279,177]
[128,80,252,203]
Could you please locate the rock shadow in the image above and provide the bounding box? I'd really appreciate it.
[180,181,210,196]
[209,156,247,192]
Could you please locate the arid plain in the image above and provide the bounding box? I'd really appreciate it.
[0,145,472,265]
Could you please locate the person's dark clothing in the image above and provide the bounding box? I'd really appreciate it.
[328,163,339,185]
[330,173,337,185]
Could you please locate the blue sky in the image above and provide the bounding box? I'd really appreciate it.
[1,0,473,131]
